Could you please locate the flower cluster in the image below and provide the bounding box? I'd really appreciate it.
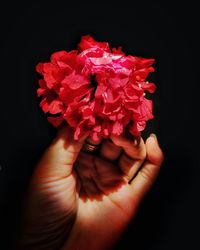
[36,35,156,141]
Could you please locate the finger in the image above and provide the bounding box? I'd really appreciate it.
[111,133,146,181]
[111,133,146,160]
[75,152,122,187]
[74,153,101,196]
[32,125,89,181]
[99,139,122,161]
[119,154,144,183]
[81,135,102,154]
[74,151,94,179]
[75,152,123,195]
[93,157,124,193]
[130,134,164,202]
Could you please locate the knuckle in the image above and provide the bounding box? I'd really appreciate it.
[139,167,154,183]
[112,139,121,147]
[136,147,146,161]
[140,148,147,160]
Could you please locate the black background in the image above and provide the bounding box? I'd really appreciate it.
[0,1,199,249]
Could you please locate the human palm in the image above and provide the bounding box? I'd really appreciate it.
[19,126,163,250]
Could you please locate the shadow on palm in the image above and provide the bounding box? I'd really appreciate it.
[74,151,127,202]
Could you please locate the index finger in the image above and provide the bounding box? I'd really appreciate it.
[110,133,146,160]
[110,133,147,182]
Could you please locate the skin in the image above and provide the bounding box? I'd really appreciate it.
[18,126,163,250]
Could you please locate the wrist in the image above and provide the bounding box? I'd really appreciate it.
[62,220,122,250]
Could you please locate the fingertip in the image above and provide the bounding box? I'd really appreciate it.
[146,134,164,166]
[86,135,103,145]
[110,134,123,147]
[110,133,138,148]
[149,133,158,141]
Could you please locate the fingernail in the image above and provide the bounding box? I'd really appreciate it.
[134,137,141,146]
[150,133,157,141]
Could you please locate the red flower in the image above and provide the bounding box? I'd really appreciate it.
[36,35,156,141]
[78,35,110,52]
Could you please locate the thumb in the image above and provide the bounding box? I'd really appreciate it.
[32,125,88,182]
[130,133,164,202]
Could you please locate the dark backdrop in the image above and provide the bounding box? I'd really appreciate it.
[0,1,199,249]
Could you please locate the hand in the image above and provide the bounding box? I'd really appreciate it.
[18,126,163,250]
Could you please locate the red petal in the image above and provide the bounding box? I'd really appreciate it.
[48,99,63,114]
[37,88,46,97]
[61,73,89,89]
[139,98,154,120]
[40,98,49,113]
[78,35,110,52]
[142,82,157,93]
[112,121,123,135]
[47,116,64,127]
[38,79,47,88]
[36,63,44,74]
[52,68,66,83]
[112,47,125,55]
